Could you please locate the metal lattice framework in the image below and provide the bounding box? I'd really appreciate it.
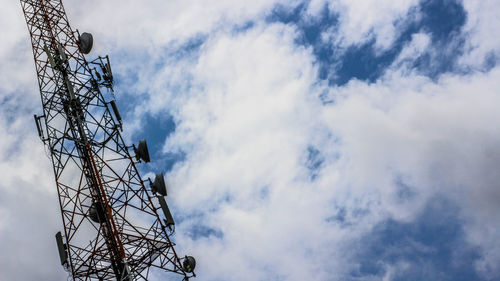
[20,0,195,280]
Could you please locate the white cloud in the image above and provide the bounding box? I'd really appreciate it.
[326,68,500,218]
[0,1,39,96]
[161,24,351,281]
[307,0,419,50]
[460,0,500,67]
[2,0,500,280]
[160,33,500,278]
[392,32,431,72]
[0,112,66,280]
[64,0,298,51]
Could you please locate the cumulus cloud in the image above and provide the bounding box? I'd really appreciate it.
[0,112,66,280]
[162,25,338,280]
[0,1,38,96]
[160,25,500,277]
[2,0,500,280]
[460,0,500,68]
[307,0,419,50]
[392,32,431,72]
[65,0,298,51]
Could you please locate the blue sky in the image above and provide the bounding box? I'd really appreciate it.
[1,0,500,280]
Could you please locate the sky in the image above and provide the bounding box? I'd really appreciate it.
[1,0,500,280]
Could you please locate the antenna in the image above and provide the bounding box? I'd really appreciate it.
[20,0,196,280]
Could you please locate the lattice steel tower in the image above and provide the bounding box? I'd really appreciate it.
[20,0,196,280]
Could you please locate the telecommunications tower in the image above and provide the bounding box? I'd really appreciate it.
[20,0,196,280]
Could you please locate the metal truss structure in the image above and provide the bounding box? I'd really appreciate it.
[20,0,195,280]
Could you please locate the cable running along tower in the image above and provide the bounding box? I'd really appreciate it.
[20,0,196,280]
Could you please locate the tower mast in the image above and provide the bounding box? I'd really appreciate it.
[20,0,196,280]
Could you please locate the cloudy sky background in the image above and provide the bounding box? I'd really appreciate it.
[1,0,500,280]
